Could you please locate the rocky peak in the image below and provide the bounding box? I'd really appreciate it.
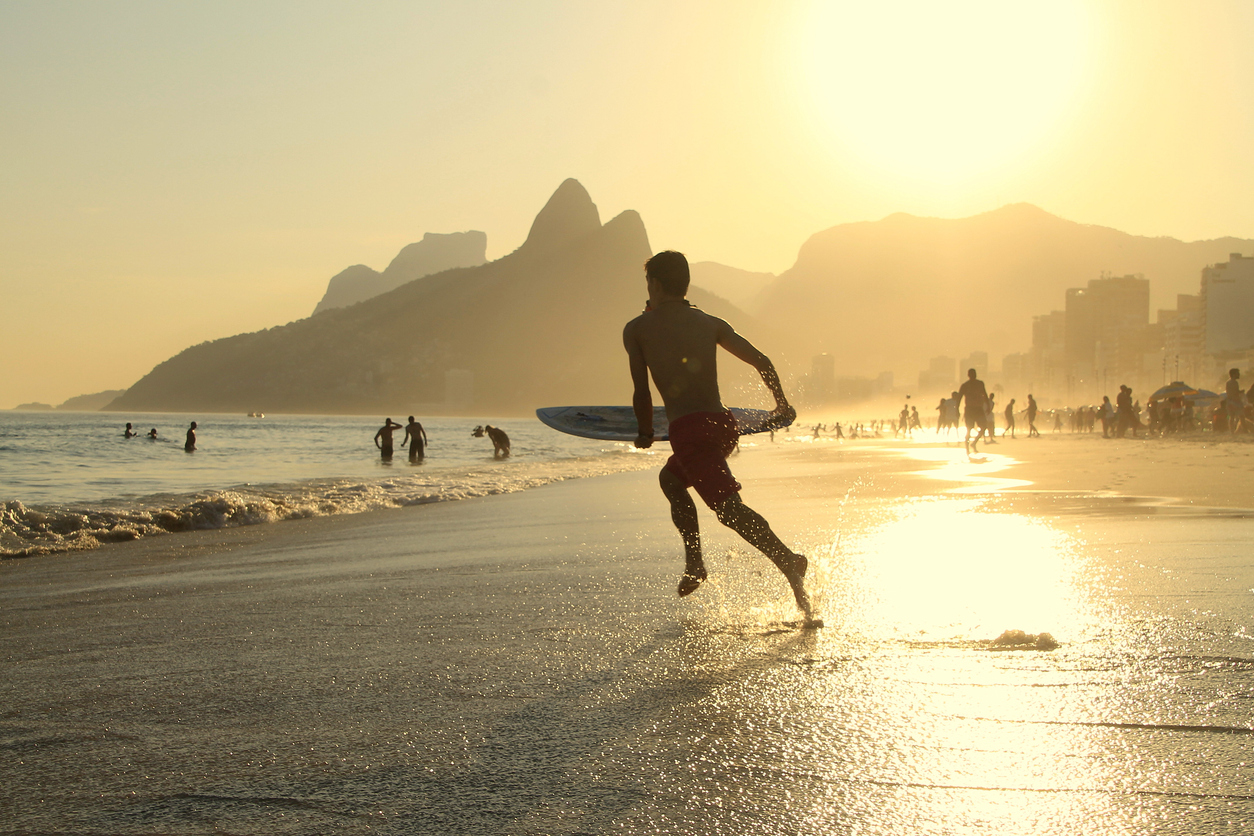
[519,178,602,253]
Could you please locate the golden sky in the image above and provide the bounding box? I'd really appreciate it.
[2,0,1252,408]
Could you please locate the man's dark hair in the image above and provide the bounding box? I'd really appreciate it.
[645,250,690,296]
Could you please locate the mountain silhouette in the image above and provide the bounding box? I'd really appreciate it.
[312,230,487,315]
[106,180,758,415]
[756,204,1254,379]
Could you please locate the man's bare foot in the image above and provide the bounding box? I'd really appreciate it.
[776,552,812,619]
[678,565,707,597]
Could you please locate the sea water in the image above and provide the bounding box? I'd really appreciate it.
[0,411,653,556]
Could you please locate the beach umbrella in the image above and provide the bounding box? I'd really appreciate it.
[1149,381,1199,402]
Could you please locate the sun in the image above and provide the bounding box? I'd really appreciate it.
[795,0,1091,184]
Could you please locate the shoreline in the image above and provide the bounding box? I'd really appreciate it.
[9,428,1254,565]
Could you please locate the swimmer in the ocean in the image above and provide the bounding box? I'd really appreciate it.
[184,421,197,451]
[375,418,402,460]
[484,425,510,458]
[402,415,427,461]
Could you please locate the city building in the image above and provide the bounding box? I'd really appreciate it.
[1201,253,1254,355]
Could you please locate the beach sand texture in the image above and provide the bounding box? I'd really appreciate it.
[2,435,1252,834]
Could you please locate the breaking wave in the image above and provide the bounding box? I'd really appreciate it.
[1,452,656,558]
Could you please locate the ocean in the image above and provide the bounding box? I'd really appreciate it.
[0,411,655,557]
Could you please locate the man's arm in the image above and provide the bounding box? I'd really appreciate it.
[716,323,794,421]
[623,320,654,448]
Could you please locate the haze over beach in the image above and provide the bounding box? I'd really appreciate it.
[4,2,1254,834]
[3,0,1254,410]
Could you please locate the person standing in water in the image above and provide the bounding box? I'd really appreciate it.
[623,250,811,619]
[123,423,136,438]
[484,425,511,458]
[374,418,402,460]
[184,421,197,452]
[402,416,427,461]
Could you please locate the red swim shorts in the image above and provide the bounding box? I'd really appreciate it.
[663,411,742,508]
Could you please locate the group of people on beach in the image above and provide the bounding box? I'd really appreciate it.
[122,421,197,451]
[373,417,511,462]
[900,365,1254,445]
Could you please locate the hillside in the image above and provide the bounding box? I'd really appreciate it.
[756,204,1254,378]
[106,181,762,415]
[312,230,488,315]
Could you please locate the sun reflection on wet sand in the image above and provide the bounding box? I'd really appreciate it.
[663,448,1253,834]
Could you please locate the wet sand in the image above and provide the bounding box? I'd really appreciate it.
[2,435,1251,834]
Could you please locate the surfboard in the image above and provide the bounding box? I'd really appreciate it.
[535,405,792,442]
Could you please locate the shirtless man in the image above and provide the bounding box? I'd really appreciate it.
[402,415,427,461]
[484,425,510,458]
[623,250,811,618]
[954,368,989,455]
[184,421,197,452]
[374,418,402,460]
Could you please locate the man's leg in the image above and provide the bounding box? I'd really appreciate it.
[660,468,705,596]
[713,494,811,617]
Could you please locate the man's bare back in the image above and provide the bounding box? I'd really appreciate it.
[624,301,788,435]
[622,250,810,620]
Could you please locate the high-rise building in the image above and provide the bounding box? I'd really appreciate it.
[1201,254,1254,354]
[1065,274,1149,390]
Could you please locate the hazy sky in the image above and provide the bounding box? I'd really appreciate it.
[3,0,1253,409]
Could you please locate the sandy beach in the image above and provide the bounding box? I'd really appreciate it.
[2,434,1252,834]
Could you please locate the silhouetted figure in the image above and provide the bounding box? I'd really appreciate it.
[375,418,402,460]
[1026,394,1040,437]
[1099,395,1114,437]
[955,368,990,455]
[402,415,427,461]
[1225,369,1247,434]
[184,421,197,452]
[1003,398,1016,438]
[472,425,485,437]
[148,428,158,439]
[1115,385,1141,438]
[623,250,810,618]
[123,422,136,438]
[484,425,510,458]
[985,392,997,444]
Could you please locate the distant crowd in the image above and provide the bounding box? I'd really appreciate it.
[803,367,1254,451]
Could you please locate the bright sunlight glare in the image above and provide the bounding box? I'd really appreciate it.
[797,0,1092,183]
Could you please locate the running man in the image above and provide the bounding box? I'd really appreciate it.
[954,368,990,455]
[623,250,811,618]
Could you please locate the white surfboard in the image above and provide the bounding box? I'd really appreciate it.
[536,405,791,442]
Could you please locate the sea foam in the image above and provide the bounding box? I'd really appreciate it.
[1,453,655,558]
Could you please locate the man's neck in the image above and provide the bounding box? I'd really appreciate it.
[647,295,690,311]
